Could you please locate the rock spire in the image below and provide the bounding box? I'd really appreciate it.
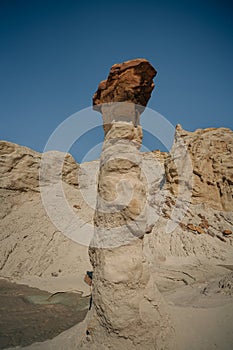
[81,59,174,349]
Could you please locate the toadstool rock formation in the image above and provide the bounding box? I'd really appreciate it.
[81,59,175,349]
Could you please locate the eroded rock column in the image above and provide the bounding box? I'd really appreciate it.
[81,59,174,349]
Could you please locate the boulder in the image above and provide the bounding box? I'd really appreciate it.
[93,58,157,133]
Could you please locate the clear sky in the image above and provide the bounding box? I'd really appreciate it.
[1,0,233,162]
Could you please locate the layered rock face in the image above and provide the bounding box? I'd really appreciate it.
[81,59,174,349]
[165,125,233,211]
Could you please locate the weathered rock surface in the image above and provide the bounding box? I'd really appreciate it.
[0,125,233,349]
[93,58,156,108]
[0,141,79,192]
[93,58,157,133]
[165,125,233,211]
[0,140,92,293]
[80,59,175,350]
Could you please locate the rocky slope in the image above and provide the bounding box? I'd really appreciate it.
[2,128,232,280]
[0,140,93,294]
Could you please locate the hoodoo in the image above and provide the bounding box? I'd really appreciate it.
[80,59,175,349]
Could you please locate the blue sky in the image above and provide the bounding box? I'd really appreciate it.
[1,0,233,162]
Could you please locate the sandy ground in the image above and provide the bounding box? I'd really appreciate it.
[4,270,233,350]
[5,308,94,350]
[166,282,233,350]
[173,302,233,350]
[15,274,91,297]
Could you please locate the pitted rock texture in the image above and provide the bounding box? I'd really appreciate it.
[165,125,233,211]
[93,123,146,241]
[86,241,174,350]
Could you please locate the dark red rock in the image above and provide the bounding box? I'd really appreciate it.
[93,58,157,111]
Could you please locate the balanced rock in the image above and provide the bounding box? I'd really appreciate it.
[81,59,174,350]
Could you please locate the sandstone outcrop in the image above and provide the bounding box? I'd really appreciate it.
[165,125,233,211]
[0,141,79,192]
[0,140,92,293]
[81,59,174,349]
